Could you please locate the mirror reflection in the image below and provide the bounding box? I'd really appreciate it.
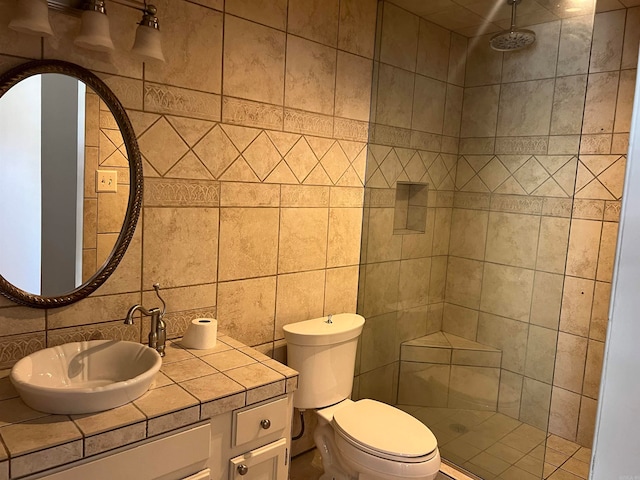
[0,73,128,297]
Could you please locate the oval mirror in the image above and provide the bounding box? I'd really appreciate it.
[0,60,142,308]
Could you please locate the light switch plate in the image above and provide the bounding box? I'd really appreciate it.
[96,170,118,193]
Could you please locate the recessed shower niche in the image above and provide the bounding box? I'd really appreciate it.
[393,182,429,234]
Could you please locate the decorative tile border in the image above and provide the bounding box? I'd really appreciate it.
[495,136,548,155]
[491,194,543,215]
[222,97,284,131]
[459,137,495,155]
[144,178,220,207]
[411,131,442,152]
[453,192,491,210]
[144,82,220,122]
[47,321,140,348]
[572,199,605,220]
[334,117,369,142]
[284,108,333,137]
[0,333,46,370]
[580,134,612,155]
[369,124,411,148]
[98,74,143,110]
[604,201,622,222]
[542,197,573,218]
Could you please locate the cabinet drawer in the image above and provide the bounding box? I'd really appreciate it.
[233,397,288,447]
[229,438,287,480]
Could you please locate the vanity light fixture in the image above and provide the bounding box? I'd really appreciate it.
[74,0,114,52]
[131,3,164,62]
[8,0,54,37]
[8,0,165,62]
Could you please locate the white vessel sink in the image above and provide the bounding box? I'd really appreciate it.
[10,340,162,414]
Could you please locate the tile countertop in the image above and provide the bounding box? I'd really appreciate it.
[0,335,298,480]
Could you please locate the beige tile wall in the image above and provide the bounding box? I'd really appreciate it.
[444,4,638,449]
[354,1,465,403]
[0,0,376,373]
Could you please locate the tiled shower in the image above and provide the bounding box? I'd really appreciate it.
[355,0,638,478]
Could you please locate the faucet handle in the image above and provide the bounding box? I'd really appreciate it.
[153,283,167,318]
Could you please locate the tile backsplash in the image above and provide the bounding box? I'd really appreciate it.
[0,0,376,367]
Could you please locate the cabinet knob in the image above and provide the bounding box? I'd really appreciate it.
[260,419,271,430]
[237,464,249,475]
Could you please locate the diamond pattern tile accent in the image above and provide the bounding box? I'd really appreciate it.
[166,116,215,147]
[336,167,363,187]
[428,155,448,187]
[456,158,475,189]
[405,153,427,182]
[466,155,493,173]
[537,155,573,175]
[193,125,240,179]
[396,148,415,166]
[99,131,118,164]
[304,164,333,185]
[576,179,616,200]
[499,155,531,173]
[512,157,550,194]
[478,157,510,191]
[101,149,128,168]
[352,149,367,183]
[581,155,619,177]
[553,158,578,196]
[243,132,281,180]
[339,140,366,161]
[267,131,301,156]
[598,157,626,199]
[221,124,261,152]
[165,151,214,180]
[369,145,392,166]
[306,136,334,159]
[575,162,595,192]
[379,150,402,186]
[265,161,299,184]
[495,176,527,195]
[220,157,260,182]
[419,151,438,170]
[321,143,350,184]
[463,176,490,192]
[128,111,160,137]
[533,177,568,197]
[286,138,318,182]
[138,117,190,176]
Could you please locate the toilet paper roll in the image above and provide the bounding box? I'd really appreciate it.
[181,318,218,350]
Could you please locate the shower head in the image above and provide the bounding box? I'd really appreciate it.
[489,0,536,51]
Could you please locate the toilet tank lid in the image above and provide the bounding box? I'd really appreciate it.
[282,314,365,346]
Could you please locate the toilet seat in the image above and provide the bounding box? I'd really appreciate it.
[332,399,438,463]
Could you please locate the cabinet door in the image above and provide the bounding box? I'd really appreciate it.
[228,438,288,480]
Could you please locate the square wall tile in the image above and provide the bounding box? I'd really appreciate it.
[416,19,450,82]
[477,313,528,374]
[465,33,503,87]
[219,208,279,281]
[288,0,339,47]
[530,272,564,329]
[143,207,218,288]
[324,266,359,315]
[576,396,597,447]
[442,303,479,340]
[398,362,450,407]
[338,0,377,58]
[366,207,403,262]
[412,76,447,135]
[551,75,588,135]
[554,332,588,393]
[549,387,580,441]
[525,325,558,384]
[217,277,276,346]
[497,79,555,137]
[446,257,484,310]
[327,207,363,268]
[582,72,620,135]
[449,209,488,261]
[502,21,561,82]
[361,312,400,372]
[589,9,625,73]
[275,271,325,339]
[499,370,523,419]
[566,219,602,279]
[519,378,551,431]
[379,2,419,71]
[223,15,286,105]
[363,261,400,317]
[480,263,534,323]
[399,258,431,309]
[278,208,328,273]
[536,217,571,274]
[448,33,467,87]
[285,35,337,115]
[622,7,640,69]
[226,0,287,30]
[560,276,594,337]
[145,1,222,93]
[589,281,611,341]
[335,52,373,122]
[557,15,594,76]
[461,85,500,138]
[359,363,399,405]
[596,221,619,282]
[486,212,540,269]
[582,339,604,399]
[375,64,415,129]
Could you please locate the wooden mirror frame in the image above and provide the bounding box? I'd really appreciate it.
[0,60,143,308]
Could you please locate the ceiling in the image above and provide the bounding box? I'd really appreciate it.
[388,0,640,37]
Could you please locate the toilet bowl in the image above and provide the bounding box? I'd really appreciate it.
[283,314,441,480]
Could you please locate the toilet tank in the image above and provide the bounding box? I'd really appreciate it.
[283,314,365,409]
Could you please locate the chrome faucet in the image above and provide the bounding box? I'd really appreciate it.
[125,283,167,357]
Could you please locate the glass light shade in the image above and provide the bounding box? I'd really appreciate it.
[9,0,54,37]
[74,9,114,52]
[132,24,165,62]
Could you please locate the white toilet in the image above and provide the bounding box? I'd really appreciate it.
[283,313,441,480]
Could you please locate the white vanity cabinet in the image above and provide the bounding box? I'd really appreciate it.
[24,393,294,480]
[209,394,293,480]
